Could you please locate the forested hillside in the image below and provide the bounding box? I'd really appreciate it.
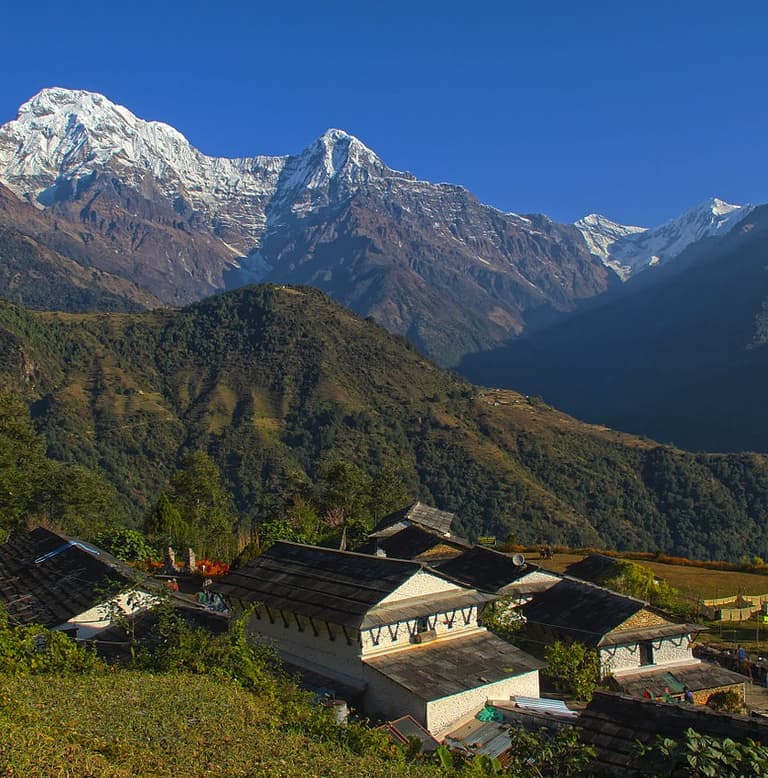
[2,285,768,561]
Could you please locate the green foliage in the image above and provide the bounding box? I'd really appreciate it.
[0,607,104,675]
[96,528,156,562]
[0,392,127,538]
[601,560,678,610]
[168,451,237,560]
[635,727,768,777]
[133,604,280,693]
[504,726,597,778]
[3,288,768,561]
[0,672,446,778]
[543,641,601,701]
[143,492,186,548]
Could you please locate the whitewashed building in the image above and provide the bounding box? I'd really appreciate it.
[214,541,543,735]
[0,527,153,639]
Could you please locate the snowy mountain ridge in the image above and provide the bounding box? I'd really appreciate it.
[0,87,759,364]
[575,198,753,279]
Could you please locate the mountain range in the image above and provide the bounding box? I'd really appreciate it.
[0,87,753,366]
[461,203,768,453]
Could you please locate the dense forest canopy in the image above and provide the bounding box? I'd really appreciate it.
[0,285,768,561]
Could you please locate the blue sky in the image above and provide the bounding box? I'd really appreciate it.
[2,0,766,225]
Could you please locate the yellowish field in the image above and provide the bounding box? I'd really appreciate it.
[537,553,768,601]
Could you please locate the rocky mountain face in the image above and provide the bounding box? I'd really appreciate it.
[0,88,617,364]
[460,205,768,453]
[0,180,162,312]
[0,88,755,364]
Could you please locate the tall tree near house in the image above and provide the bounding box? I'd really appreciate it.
[368,466,410,524]
[144,492,187,549]
[169,451,238,562]
[543,640,601,701]
[0,394,53,532]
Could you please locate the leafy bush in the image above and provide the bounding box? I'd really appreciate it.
[543,641,601,701]
[0,608,104,675]
[635,727,768,777]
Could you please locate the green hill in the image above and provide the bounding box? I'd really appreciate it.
[2,284,768,561]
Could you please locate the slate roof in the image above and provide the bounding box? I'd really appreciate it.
[434,546,538,593]
[358,524,470,561]
[521,578,649,646]
[0,527,138,628]
[364,630,543,701]
[379,715,440,752]
[578,691,768,776]
[370,501,456,537]
[363,590,494,628]
[612,662,746,698]
[211,541,424,628]
[563,553,624,583]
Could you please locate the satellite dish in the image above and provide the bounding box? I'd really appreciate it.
[512,553,525,567]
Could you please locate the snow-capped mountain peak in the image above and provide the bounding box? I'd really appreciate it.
[576,197,753,279]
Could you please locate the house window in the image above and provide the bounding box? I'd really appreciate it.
[639,641,654,666]
[417,616,431,633]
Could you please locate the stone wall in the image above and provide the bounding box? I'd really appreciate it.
[603,634,693,675]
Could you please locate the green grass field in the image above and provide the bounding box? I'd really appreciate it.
[0,672,442,778]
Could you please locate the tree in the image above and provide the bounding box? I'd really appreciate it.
[602,560,677,610]
[543,641,601,701]
[0,394,51,533]
[96,528,157,563]
[169,451,238,561]
[144,492,187,548]
[481,595,524,641]
[368,466,410,524]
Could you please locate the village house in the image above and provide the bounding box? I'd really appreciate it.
[359,523,471,563]
[369,501,458,539]
[521,577,745,704]
[213,541,543,735]
[433,545,561,600]
[0,527,155,639]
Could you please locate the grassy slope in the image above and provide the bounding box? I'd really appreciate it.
[2,285,768,559]
[0,673,441,778]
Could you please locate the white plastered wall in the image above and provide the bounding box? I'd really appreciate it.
[360,606,483,656]
[363,664,426,724]
[426,670,541,736]
[377,570,461,605]
[602,634,694,675]
[245,608,364,680]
